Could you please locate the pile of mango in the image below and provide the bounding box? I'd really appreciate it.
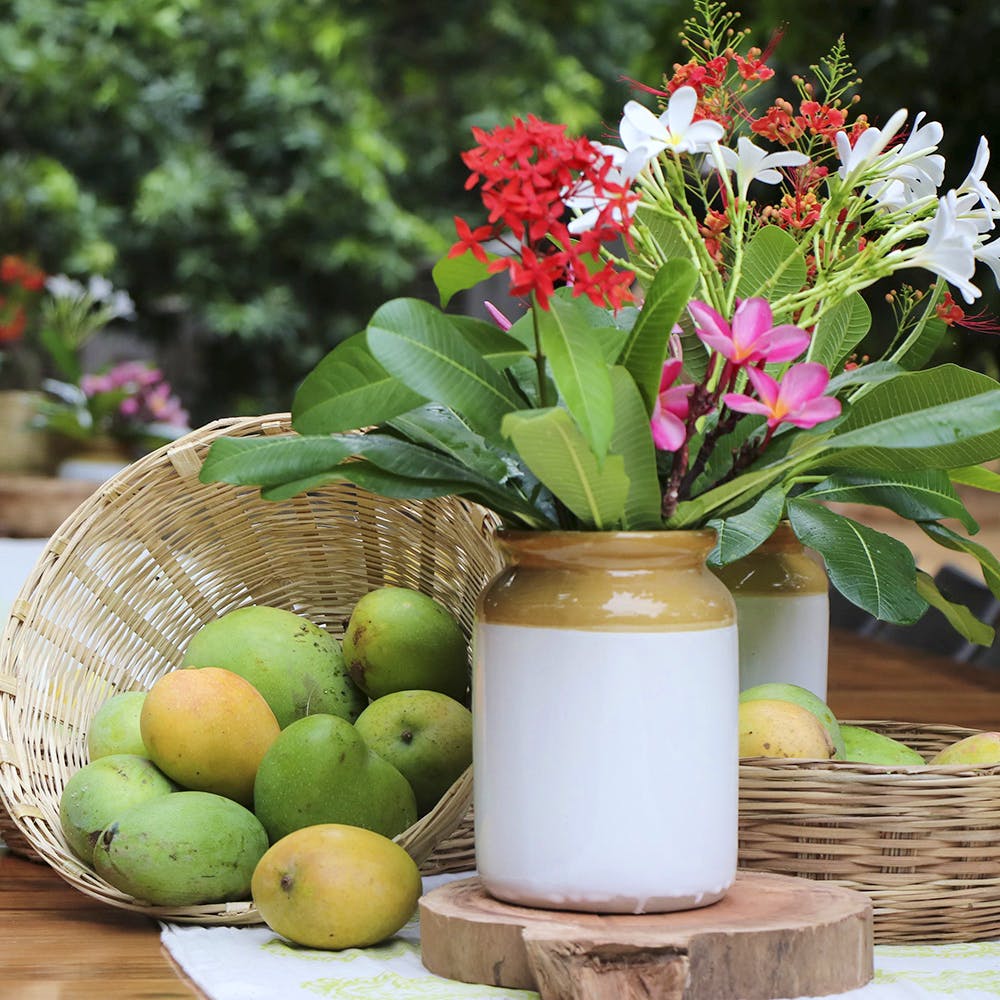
[59,586,473,949]
[738,682,1000,766]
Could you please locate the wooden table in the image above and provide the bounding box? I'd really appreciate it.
[2,629,999,999]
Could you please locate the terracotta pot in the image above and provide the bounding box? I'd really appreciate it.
[713,522,830,699]
[473,529,738,914]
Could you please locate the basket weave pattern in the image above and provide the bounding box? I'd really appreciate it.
[739,720,1000,943]
[0,415,498,923]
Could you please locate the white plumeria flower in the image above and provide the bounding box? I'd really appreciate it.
[907,191,982,303]
[45,274,85,299]
[835,107,908,184]
[87,275,114,301]
[958,136,1000,216]
[866,112,945,210]
[619,87,725,170]
[974,234,1000,288]
[715,137,809,199]
[564,143,639,235]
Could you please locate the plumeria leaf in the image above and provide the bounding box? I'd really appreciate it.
[501,407,629,529]
[950,464,1000,492]
[366,298,522,443]
[707,485,787,566]
[200,434,360,488]
[817,365,1000,471]
[631,207,690,268]
[915,570,996,646]
[447,316,530,369]
[896,315,948,373]
[537,294,616,460]
[617,257,698,413]
[807,293,871,371]
[262,467,472,504]
[920,522,1000,599]
[734,226,808,302]
[825,360,905,396]
[387,403,516,485]
[608,367,662,530]
[431,249,496,308]
[799,470,979,533]
[291,331,425,435]
[786,499,929,624]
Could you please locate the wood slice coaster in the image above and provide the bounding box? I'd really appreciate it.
[419,871,873,1000]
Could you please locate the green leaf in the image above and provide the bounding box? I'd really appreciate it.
[787,499,928,624]
[916,570,996,646]
[734,226,808,302]
[920,522,1000,599]
[950,464,1000,492]
[807,293,871,371]
[631,206,690,266]
[825,360,906,396]
[291,331,425,435]
[537,295,615,460]
[448,316,530,369]
[431,249,495,308]
[707,485,787,566]
[366,298,522,442]
[608,367,662,530]
[818,365,1000,471]
[617,258,699,413]
[799,470,979,533]
[200,434,359,487]
[501,407,629,529]
[262,466,472,504]
[897,314,948,372]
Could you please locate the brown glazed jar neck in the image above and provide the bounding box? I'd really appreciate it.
[712,521,828,596]
[480,529,736,631]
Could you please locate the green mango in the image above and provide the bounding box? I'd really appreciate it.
[841,725,926,765]
[253,713,418,843]
[93,791,268,906]
[182,605,366,728]
[343,587,468,702]
[59,754,176,864]
[739,682,846,759]
[88,692,149,760]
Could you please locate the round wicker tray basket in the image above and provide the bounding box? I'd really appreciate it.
[739,720,1000,944]
[0,414,501,924]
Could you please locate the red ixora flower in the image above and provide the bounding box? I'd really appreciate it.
[449,115,637,310]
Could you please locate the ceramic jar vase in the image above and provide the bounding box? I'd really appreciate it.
[473,529,739,915]
[713,522,830,699]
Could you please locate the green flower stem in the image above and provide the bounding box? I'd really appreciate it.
[530,296,550,408]
[888,278,946,364]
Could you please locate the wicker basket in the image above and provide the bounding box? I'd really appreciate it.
[0,414,500,924]
[739,720,1000,943]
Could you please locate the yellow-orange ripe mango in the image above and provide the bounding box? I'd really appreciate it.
[140,667,280,806]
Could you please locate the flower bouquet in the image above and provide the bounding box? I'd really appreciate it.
[201,0,1000,645]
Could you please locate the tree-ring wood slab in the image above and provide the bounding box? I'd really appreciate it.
[419,871,873,1000]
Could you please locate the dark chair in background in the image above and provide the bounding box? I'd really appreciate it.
[832,565,1000,665]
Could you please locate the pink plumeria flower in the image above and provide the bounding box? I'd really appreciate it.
[724,362,842,431]
[688,298,810,365]
[650,358,695,451]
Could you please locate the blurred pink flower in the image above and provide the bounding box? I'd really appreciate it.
[723,362,842,430]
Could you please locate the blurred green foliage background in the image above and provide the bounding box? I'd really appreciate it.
[0,0,997,425]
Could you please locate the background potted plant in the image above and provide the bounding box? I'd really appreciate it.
[199,0,1000,914]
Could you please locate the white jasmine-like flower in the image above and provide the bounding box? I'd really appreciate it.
[87,275,114,301]
[107,290,136,320]
[619,87,725,170]
[715,137,809,199]
[565,143,639,235]
[866,112,945,209]
[955,192,998,236]
[45,274,85,299]
[974,234,1000,288]
[906,191,982,303]
[958,136,1000,216]
[836,107,909,184]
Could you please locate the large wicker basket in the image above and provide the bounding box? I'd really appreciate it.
[0,414,501,924]
[739,720,1000,944]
